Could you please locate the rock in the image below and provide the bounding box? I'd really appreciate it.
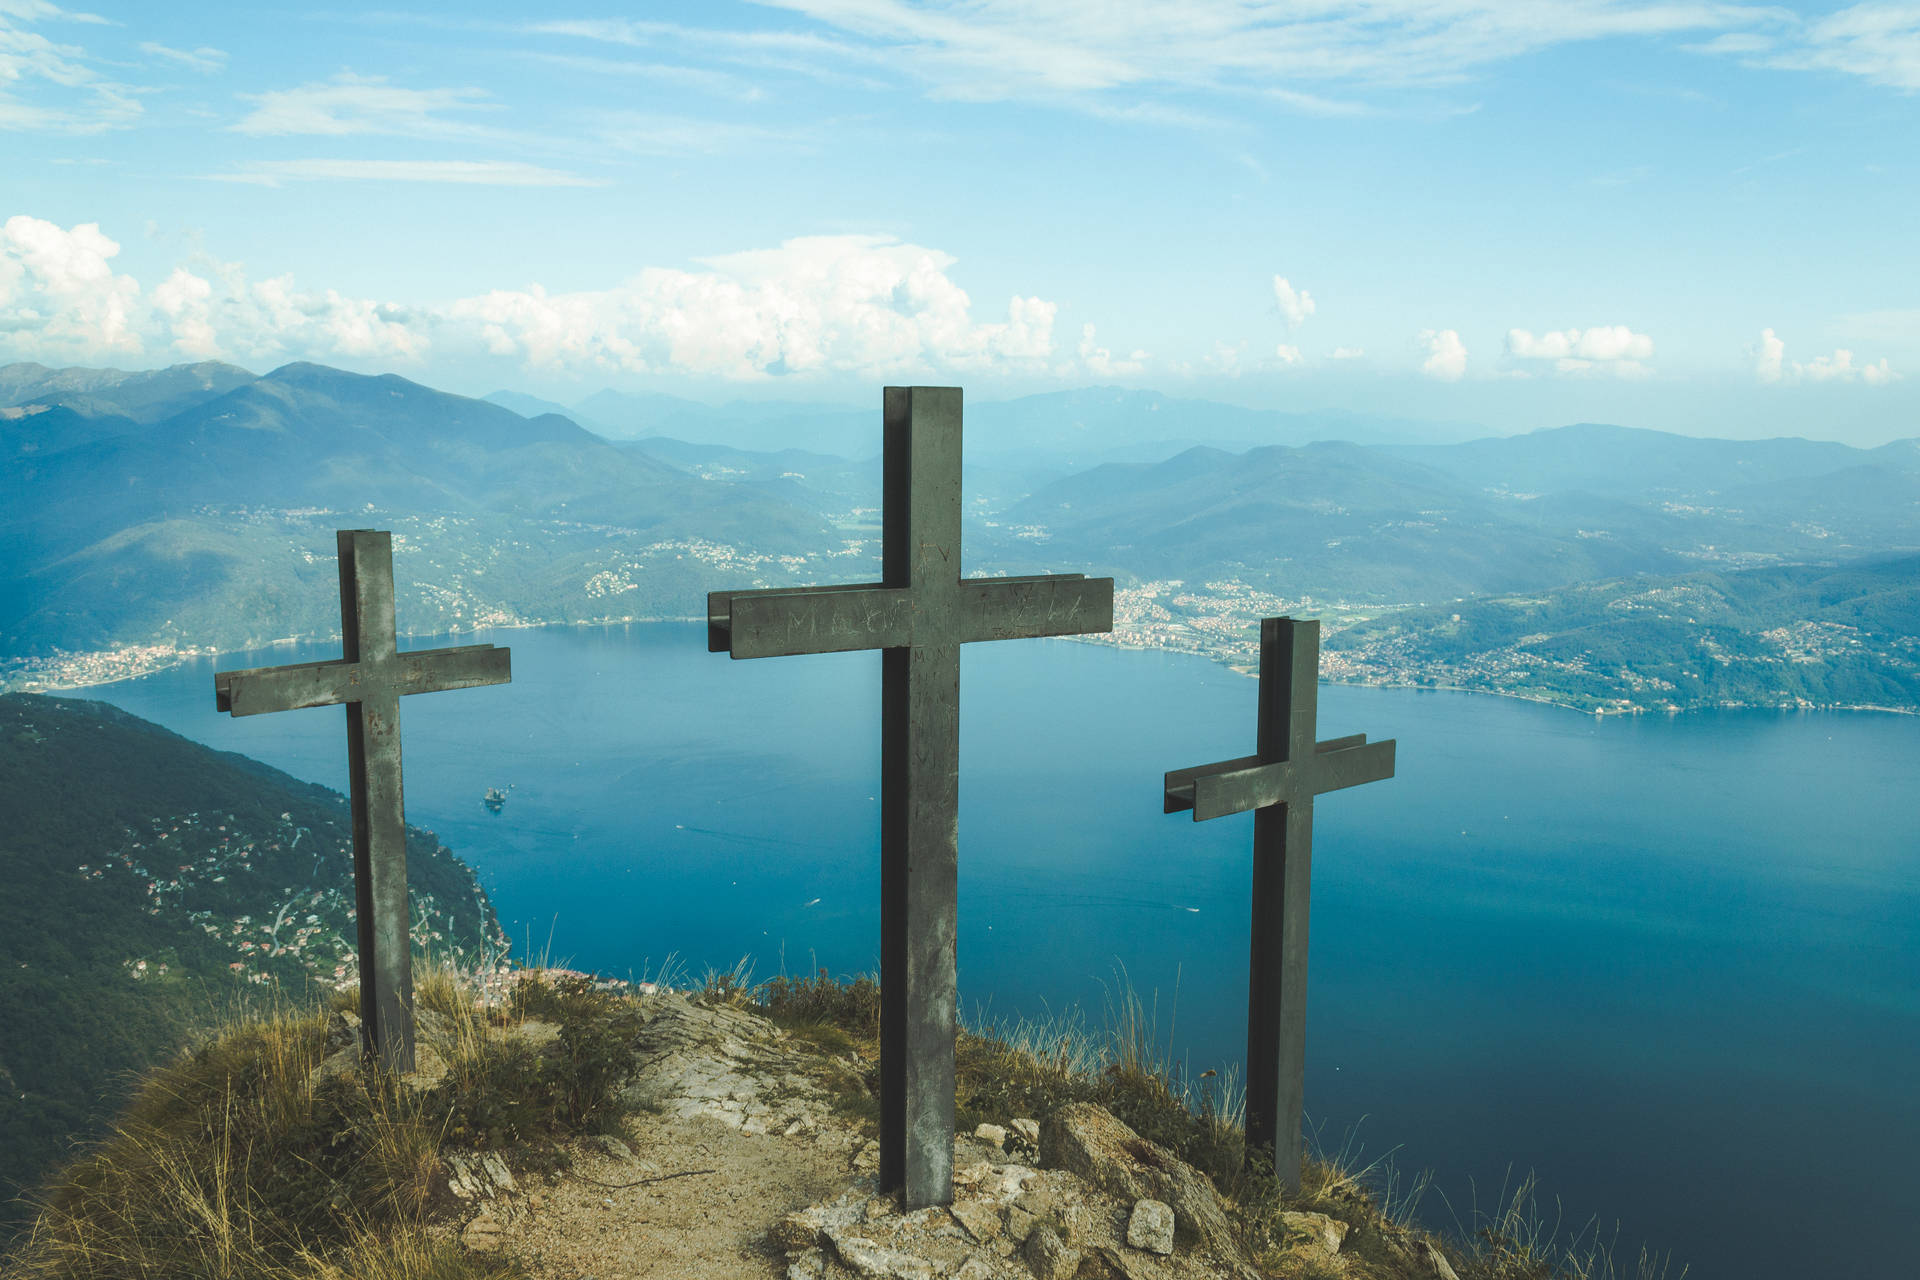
[1425,1240,1463,1280]
[771,1195,867,1251]
[460,1211,504,1252]
[825,1225,938,1280]
[1126,1199,1175,1255]
[951,1199,1003,1242]
[1039,1103,1243,1262]
[589,1133,635,1162]
[1004,1204,1040,1244]
[1278,1210,1349,1254]
[975,1122,1010,1149]
[322,1009,361,1055]
[787,1247,829,1279]
[953,1159,993,1189]
[1022,1224,1081,1280]
[955,1252,997,1280]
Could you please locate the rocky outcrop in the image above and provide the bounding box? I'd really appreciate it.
[769,1106,1269,1280]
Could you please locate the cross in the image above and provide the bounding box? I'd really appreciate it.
[214,529,511,1073]
[1163,616,1394,1191]
[708,386,1113,1209]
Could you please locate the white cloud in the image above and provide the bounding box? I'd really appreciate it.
[744,0,1768,104]
[1752,327,1899,385]
[1078,323,1146,377]
[0,225,1062,379]
[1754,326,1786,382]
[1330,345,1364,359]
[139,42,227,74]
[1507,325,1654,376]
[231,72,497,137]
[1705,4,1920,92]
[0,2,141,132]
[1272,275,1315,328]
[0,215,142,355]
[1274,343,1302,365]
[1419,328,1467,380]
[206,159,603,187]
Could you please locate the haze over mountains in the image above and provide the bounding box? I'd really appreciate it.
[5,359,1917,711]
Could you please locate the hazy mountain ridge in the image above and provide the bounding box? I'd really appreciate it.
[0,692,502,1239]
[1,363,844,658]
[10,360,1919,712]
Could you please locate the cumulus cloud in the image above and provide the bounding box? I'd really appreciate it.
[1753,327,1898,385]
[1272,275,1315,328]
[1274,342,1302,365]
[0,215,143,355]
[1330,345,1364,359]
[0,218,1068,379]
[1419,328,1466,380]
[1078,323,1147,377]
[1754,326,1786,382]
[1507,324,1654,376]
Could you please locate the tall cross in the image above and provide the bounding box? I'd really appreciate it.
[214,529,511,1072]
[708,386,1113,1208]
[1163,616,1395,1191]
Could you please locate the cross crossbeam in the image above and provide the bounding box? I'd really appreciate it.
[708,386,1114,1208]
[1163,616,1394,1190]
[214,529,511,1072]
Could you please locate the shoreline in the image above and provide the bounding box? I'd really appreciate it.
[10,617,1915,720]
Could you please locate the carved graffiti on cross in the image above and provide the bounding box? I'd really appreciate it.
[214,529,511,1073]
[1163,616,1395,1192]
[708,386,1114,1209]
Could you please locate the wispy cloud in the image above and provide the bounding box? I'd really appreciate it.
[742,0,1772,104]
[139,41,226,74]
[1702,4,1920,91]
[230,71,499,138]
[205,159,604,187]
[0,1,142,132]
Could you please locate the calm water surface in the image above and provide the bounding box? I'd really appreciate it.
[83,623,1920,1280]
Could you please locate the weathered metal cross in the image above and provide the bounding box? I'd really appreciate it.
[214,529,511,1072]
[1163,616,1395,1190]
[708,386,1114,1208]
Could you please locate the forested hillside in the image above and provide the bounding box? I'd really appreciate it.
[0,693,502,1243]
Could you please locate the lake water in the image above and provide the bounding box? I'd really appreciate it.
[81,623,1919,1280]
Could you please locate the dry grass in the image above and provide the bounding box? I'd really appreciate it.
[3,958,646,1280]
[754,966,1686,1280]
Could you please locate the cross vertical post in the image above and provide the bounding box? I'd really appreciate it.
[709,386,1113,1208]
[215,530,511,1072]
[1163,617,1395,1189]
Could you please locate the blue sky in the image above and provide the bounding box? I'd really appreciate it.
[3,0,1917,442]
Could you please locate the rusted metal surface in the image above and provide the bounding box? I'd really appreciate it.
[709,386,1114,1208]
[1163,616,1394,1190]
[214,530,510,1073]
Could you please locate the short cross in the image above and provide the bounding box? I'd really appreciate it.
[709,386,1114,1208]
[214,529,511,1072]
[1163,616,1394,1190]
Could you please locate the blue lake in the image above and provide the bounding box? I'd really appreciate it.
[82,623,1920,1280]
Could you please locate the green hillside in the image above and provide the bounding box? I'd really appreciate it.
[1323,554,1920,713]
[0,692,503,1243]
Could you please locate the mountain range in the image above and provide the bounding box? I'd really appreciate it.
[5,358,1918,711]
